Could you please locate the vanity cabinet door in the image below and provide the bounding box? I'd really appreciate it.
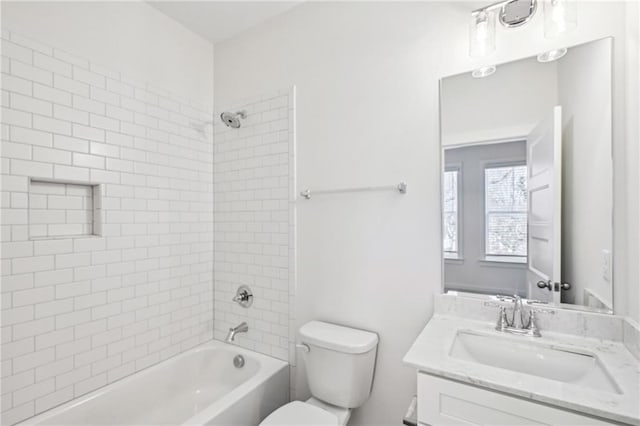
[417,373,613,426]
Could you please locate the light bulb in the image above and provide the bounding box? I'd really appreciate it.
[476,16,488,40]
[551,2,566,29]
[544,0,577,38]
[469,10,496,57]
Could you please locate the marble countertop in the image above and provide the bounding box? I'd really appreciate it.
[403,314,640,425]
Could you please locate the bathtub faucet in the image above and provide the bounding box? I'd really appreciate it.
[225,322,248,343]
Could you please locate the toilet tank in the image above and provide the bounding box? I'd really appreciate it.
[299,321,378,408]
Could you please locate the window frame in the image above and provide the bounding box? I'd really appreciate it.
[482,160,528,261]
[443,163,463,261]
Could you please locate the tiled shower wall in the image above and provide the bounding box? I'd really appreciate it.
[1,32,214,424]
[213,88,295,364]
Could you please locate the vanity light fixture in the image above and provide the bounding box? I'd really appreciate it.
[470,0,537,59]
[469,0,536,78]
[469,0,577,59]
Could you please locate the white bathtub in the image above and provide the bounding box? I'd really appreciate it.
[19,341,289,426]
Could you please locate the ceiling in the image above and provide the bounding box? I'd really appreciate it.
[148,1,302,44]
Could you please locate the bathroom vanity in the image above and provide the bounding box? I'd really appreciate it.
[415,32,640,426]
[403,295,640,426]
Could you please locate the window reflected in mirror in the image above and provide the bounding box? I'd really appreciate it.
[484,164,527,260]
[443,169,459,259]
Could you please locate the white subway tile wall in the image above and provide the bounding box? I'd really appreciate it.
[1,32,214,424]
[213,89,296,365]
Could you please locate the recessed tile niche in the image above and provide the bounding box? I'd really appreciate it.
[29,179,103,239]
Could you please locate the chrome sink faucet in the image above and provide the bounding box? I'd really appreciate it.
[511,295,527,329]
[489,295,547,337]
[225,321,248,343]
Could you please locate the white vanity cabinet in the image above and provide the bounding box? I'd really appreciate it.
[417,373,615,426]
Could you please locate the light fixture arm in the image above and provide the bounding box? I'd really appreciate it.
[469,0,577,73]
[473,0,537,28]
[472,0,512,16]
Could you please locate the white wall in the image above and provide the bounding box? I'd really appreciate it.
[1,3,215,423]
[625,1,640,324]
[214,2,638,424]
[1,1,214,106]
[557,39,613,308]
[216,3,456,423]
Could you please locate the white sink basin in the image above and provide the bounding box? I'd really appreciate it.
[449,330,622,394]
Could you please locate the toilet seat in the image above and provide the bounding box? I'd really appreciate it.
[260,401,339,425]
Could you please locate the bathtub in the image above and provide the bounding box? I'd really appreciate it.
[19,340,289,426]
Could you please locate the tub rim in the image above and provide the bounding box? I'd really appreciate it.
[18,340,289,426]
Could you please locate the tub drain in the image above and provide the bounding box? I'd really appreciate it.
[233,354,245,368]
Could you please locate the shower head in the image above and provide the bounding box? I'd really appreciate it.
[220,110,246,129]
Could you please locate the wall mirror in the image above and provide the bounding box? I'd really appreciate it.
[439,38,613,313]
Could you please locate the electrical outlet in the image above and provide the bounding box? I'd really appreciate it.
[601,249,611,283]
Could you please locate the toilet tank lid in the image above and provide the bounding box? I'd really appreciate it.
[299,321,378,354]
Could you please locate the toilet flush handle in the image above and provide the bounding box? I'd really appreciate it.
[296,343,310,353]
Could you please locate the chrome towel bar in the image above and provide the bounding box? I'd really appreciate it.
[299,182,407,200]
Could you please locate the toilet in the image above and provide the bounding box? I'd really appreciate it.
[260,320,379,426]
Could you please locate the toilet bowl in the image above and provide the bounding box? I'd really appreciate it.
[259,321,378,426]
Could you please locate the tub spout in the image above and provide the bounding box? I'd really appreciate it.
[225,322,248,343]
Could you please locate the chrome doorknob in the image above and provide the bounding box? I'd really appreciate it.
[536,280,552,291]
[558,282,571,291]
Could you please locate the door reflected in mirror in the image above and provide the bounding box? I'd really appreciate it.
[440,38,613,313]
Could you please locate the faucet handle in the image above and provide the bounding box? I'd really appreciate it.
[525,310,542,337]
[232,285,253,308]
[484,302,510,330]
[495,306,511,331]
